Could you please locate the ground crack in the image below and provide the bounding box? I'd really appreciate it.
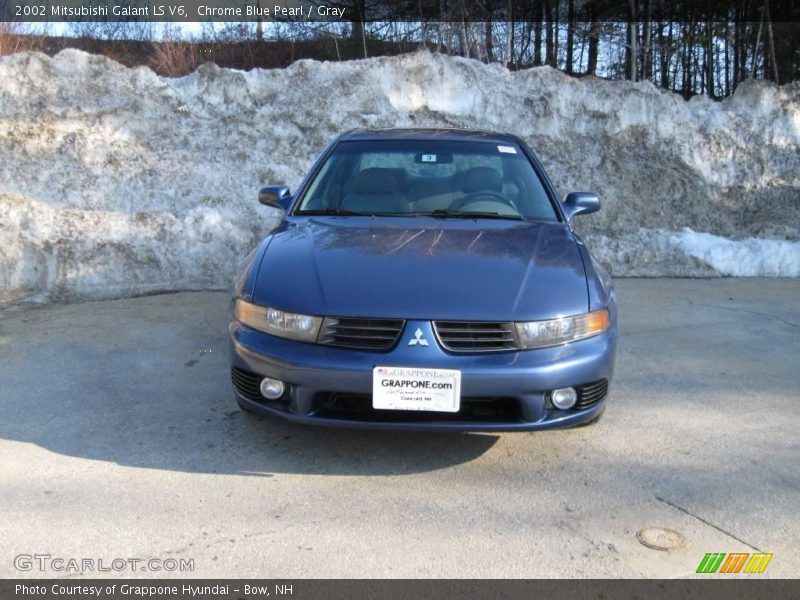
[655,495,761,551]
[692,301,800,329]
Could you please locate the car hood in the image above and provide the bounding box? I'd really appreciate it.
[252,217,589,321]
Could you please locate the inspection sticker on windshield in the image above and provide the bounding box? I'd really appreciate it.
[498,145,517,154]
[373,366,461,412]
[420,154,437,162]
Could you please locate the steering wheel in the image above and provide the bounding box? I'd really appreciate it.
[450,190,516,212]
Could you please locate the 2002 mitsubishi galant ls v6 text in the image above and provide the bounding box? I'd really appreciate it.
[229,129,617,431]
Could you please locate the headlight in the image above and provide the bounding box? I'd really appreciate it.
[515,308,610,349]
[233,299,322,342]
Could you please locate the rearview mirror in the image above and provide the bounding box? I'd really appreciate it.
[563,192,600,221]
[258,185,292,211]
[415,152,453,164]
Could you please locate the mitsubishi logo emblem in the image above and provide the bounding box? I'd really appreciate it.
[408,328,429,347]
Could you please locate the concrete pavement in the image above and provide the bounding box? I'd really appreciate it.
[0,279,798,578]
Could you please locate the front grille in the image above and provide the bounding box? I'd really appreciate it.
[316,393,521,423]
[575,379,609,409]
[231,367,262,402]
[433,321,520,352]
[318,317,405,351]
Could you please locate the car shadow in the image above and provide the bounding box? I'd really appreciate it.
[0,292,499,477]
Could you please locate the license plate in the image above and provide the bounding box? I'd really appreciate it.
[372,366,461,413]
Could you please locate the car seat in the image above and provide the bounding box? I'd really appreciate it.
[341,168,408,214]
[461,166,504,194]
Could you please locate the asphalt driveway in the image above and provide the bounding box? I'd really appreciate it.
[0,279,798,578]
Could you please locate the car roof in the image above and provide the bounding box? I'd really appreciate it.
[338,128,521,145]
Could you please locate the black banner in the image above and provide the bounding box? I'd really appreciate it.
[3,0,800,23]
[2,580,800,600]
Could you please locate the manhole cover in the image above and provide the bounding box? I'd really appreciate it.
[636,527,686,551]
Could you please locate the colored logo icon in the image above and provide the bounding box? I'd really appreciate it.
[696,552,773,574]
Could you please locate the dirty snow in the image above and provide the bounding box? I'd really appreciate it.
[0,49,798,303]
[669,228,800,277]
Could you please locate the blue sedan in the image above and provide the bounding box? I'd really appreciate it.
[228,129,616,431]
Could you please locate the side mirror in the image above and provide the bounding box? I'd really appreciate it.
[563,192,600,221]
[258,185,292,211]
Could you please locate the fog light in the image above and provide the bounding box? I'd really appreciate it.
[259,377,285,400]
[551,387,577,410]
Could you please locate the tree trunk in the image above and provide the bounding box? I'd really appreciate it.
[545,0,555,67]
[705,20,714,97]
[485,19,494,62]
[733,8,740,86]
[520,18,532,64]
[506,0,514,68]
[435,0,446,53]
[256,1,263,42]
[750,3,764,79]
[765,1,778,82]
[658,21,670,88]
[659,20,673,90]
[670,39,679,91]
[627,0,638,81]
[587,7,599,76]
[350,21,364,41]
[641,0,652,81]
[724,19,730,96]
[565,0,574,73]
[459,11,469,58]
[682,21,693,97]
[533,1,543,66]
[350,0,368,59]
[553,0,559,68]
[739,6,749,84]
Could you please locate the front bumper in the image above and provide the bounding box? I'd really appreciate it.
[228,319,616,432]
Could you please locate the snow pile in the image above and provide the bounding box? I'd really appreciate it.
[1,50,798,303]
[668,228,800,277]
[590,229,800,277]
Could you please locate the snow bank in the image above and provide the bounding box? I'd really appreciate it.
[587,229,800,277]
[668,229,800,277]
[1,50,798,303]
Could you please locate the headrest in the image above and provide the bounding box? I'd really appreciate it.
[351,168,408,194]
[461,167,503,193]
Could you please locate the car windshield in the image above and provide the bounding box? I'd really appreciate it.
[295,140,559,221]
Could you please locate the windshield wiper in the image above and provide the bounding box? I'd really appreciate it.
[426,209,527,221]
[297,208,527,221]
[296,208,367,216]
